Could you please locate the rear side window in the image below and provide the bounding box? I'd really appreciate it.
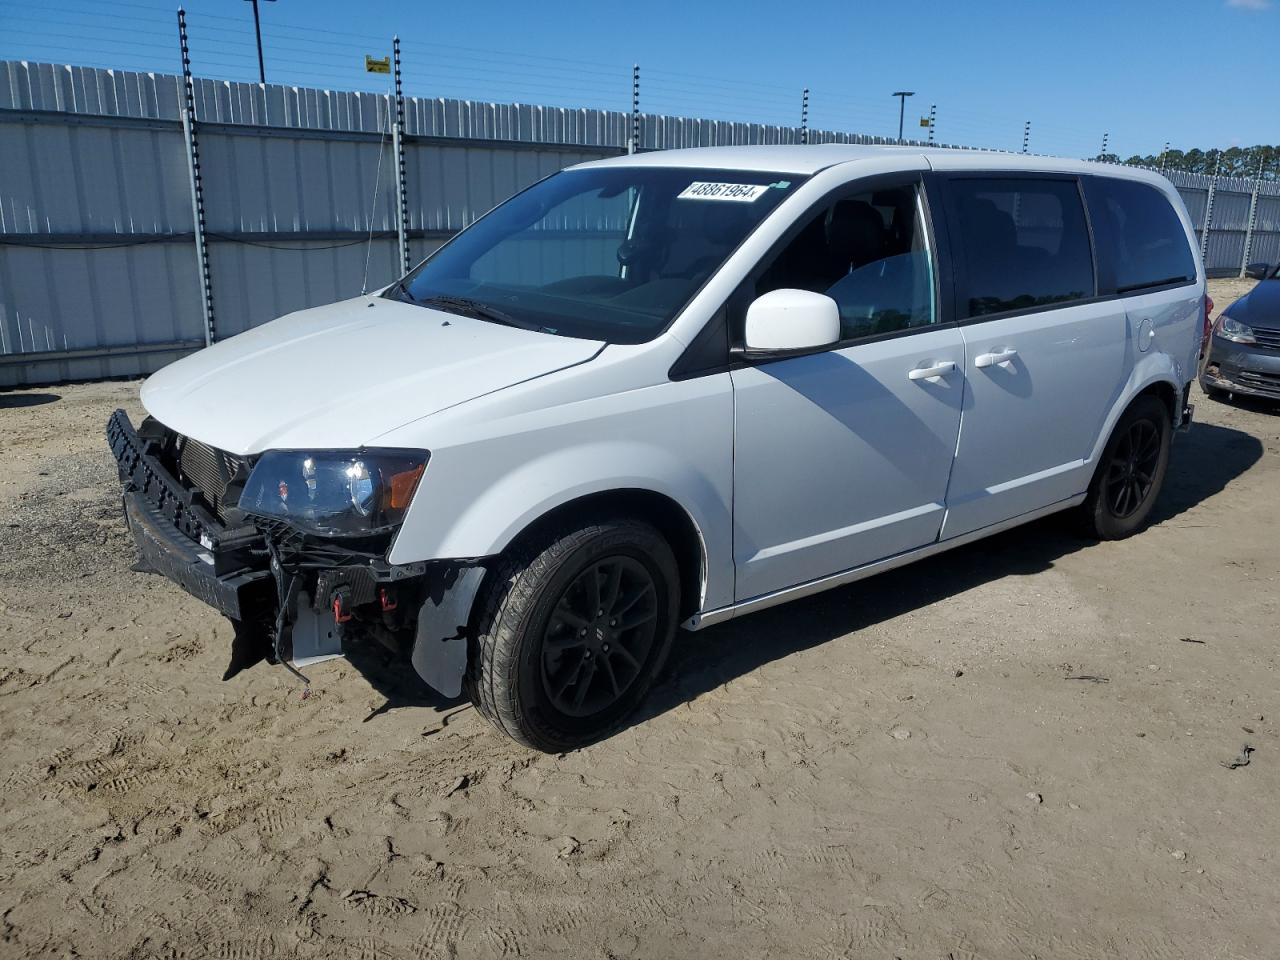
[1084,178,1197,293]
[947,178,1094,318]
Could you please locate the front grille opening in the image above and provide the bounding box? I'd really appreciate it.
[170,435,247,521]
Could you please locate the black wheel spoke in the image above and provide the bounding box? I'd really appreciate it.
[571,662,595,711]
[614,582,654,617]
[610,643,640,672]
[600,655,622,696]
[618,607,656,632]
[553,605,591,632]
[585,565,603,617]
[545,633,586,654]
[603,562,624,613]
[554,656,586,699]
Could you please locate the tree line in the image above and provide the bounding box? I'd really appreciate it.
[1096,145,1278,180]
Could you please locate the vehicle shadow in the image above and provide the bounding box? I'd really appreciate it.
[627,420,1264,734]
[343,641,466,721]
[0,391,61,408]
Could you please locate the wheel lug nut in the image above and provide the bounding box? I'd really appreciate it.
[609,619,616,626]
[603,643,610,652]
[579,628,587,637]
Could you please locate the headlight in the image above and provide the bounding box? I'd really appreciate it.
[239,450,428,537]
[1216,314,1256,344]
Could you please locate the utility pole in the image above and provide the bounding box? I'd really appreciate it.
[243,0,276,84]
[800,88,809,145]
[1158,141,1170,175]
[892,91,914,143]
[1098,131,1109,162]
[927,103,936,145]
[1021,121,1031,154]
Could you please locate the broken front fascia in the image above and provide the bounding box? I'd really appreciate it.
[107,409,485,696]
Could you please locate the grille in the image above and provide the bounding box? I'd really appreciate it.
[177,437,246,520]
[1251,327,1280,350]
[1235,370,1280,397]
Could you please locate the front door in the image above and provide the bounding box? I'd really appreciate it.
[730,177,964,601]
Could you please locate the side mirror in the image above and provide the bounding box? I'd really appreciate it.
[1245,262,1271,281]
[742,289,840,358]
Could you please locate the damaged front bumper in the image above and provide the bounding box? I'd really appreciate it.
[107,409,484,696]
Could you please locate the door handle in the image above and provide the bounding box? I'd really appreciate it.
[908,361,956,381]
[974,348,1018,368]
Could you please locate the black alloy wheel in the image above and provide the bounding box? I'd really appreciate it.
[540,556,658,718]
[1078,394,1171,540]
[465,516,680,752]
[1103,418,1162,519]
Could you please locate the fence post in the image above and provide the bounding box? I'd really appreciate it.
[629,64,640,154]
[1240,152,1265,277]
[799,88,809,145]
[392,36,410,275]
[1201,153,1220,264]
[177,9,215,346]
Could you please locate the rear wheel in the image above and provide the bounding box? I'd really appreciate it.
[466,517,679,752]
[1078,394,1171,540]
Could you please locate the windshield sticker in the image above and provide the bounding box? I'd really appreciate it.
[678,181,771,202]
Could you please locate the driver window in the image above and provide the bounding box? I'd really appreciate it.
[756,183,936,341]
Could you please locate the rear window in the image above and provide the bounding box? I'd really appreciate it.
[947,178,1095,318]
[1084,178,1197,293]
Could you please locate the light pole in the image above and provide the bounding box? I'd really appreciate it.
[243,0,277,84]
[892,91,914,143]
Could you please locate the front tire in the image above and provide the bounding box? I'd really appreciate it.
[1078,394,1171,540]
[466,517,680,752]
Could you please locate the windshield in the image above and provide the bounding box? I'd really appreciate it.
[391,167,804,343]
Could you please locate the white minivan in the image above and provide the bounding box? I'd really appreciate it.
[110,145,1204,751]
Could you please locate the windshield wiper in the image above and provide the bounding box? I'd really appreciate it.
[416,295,542,331]
[388,277,419,305]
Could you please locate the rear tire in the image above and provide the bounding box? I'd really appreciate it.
[1078,394,1171,540]
[465,516,680,752]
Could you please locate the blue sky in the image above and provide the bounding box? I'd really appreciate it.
[1,0,1275,158]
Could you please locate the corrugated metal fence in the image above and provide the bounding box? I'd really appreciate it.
[2,60,1278,387]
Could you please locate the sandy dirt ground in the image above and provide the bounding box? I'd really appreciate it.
[1,279,1278,959]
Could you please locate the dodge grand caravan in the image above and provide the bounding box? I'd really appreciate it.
[109,145,1204,751]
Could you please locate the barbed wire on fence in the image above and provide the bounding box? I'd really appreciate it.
[8,0,1269,168]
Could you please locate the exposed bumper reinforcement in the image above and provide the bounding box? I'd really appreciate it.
[123,490,272,621]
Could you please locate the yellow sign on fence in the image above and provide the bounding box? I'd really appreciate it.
[365,55,391,75]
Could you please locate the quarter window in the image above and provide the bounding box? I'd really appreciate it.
[755,183,936,341]
[1083,178,1197,293]
[948,178,1094,318]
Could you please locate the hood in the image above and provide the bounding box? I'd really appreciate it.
[1226,280,1280,330]
[140,296,603,455]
